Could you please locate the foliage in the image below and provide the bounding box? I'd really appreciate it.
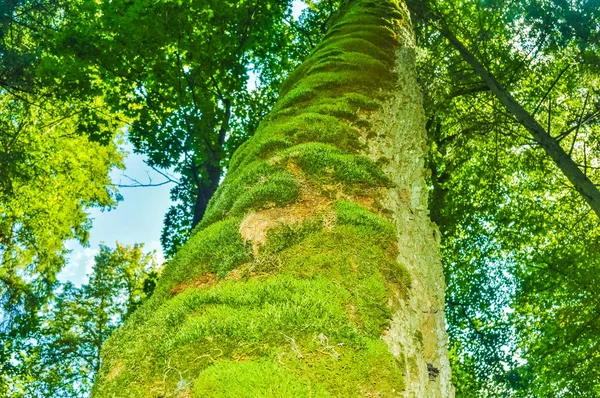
[43,0,341,257]
[0,91,122,341]
[0,0,125,347]
[0,0,122,396]
[3,243,160,398]
[0,0,56,91]
[407,0,600,395]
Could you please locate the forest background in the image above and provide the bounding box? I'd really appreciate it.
[0,0,599,397]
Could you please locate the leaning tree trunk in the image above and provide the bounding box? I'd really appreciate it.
[92,1,453,396]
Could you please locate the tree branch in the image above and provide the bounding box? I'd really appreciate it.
[532,63,571,117]
[555,108,600,142]
[423,11,600,219]
[117,165,179,188]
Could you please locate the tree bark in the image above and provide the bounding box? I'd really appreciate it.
[190,162,221,229]
[92,1,453,396]
[190,98,230,228]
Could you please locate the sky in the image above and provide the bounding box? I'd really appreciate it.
[58,0,309,286]
[292,0,308,18]
[58,145,173,285]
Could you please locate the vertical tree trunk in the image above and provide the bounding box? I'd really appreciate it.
[92,1,453,396]
[191,162,222,228]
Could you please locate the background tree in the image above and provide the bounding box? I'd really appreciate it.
[0,0,125,344]
[4,243,160,398]
[0,90,122,355]
[1,2,125,392]
[0,0,53,91]
[49,0,342,256]
[406,0,600,395]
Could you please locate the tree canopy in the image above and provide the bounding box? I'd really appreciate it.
[3,243,160,397]
[1,0,599,396]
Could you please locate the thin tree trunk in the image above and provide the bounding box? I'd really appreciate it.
[92,1,453,396]
[412,3,600,219]
[190,99,229,228]
[445,28,600,218]
[190,162,221,228]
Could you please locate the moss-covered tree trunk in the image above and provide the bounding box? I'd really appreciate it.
[92,0,453,396]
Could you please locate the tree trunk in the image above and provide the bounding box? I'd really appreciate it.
[191,162,222,229]
[92,1,453,396]
[191,98,230,229]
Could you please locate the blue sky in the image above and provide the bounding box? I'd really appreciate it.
[58,145,172,285]
[59,0,309,285]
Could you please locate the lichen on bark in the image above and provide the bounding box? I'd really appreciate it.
[92,1,452,397]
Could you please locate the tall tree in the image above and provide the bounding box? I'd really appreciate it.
[410,0,600,217]
[92,0,453,396]
[52,0,328,256]
[0,0,125,343]
[0,1,125,392]
[0,91,122,341]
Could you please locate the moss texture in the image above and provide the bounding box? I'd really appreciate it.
[92,1,412,396]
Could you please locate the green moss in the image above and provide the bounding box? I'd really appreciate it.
[279,112,363,150]
[94,207,410,396]
[199,164,300,229]
[334,199,394,238]
[324,24,398,53]
[228,136,293,172]
[334,201,411,287]
[229,171,300,215]
[94,227,407,396]
[95,275,369,396]
[341,92,382,111]
[263,219,325,255]
[278,13,398,98]
[408,356,420,377]
[280,142,392,188]
[160,217,250,287]
[303,101,362,121]
[307,52,391,81]
[92,1,412,396]
[312,37,395,70]
[282,341,405,397]
[414,330,424,347]
[272,225,396,336]
[275,85,319,110]
[278,4,401,98]
[278,70,381,105]
[163,276,364,353]
[194,360,330,397]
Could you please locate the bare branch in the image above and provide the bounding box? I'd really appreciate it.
[449,85,490,99]
[532,63,571,117]
[117,181,173,188]
[116,164,180,188]
[568,90,590,157]
[142,161,181,184]
[283,17,315,49]
[556,108,600,142]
